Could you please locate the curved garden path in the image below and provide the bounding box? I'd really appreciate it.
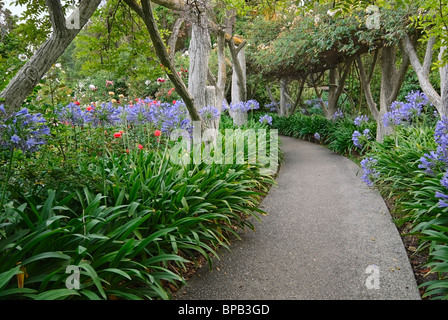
[174,136,421,300]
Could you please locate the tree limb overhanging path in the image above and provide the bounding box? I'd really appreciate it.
[175,136,421,300]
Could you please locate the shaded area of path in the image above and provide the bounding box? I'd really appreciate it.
[174,136,420,300]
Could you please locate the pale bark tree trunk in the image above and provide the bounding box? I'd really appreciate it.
[228,36,247,126]
[440,45,448,116]
[356,45,410,142]
[0,0,102,116]
[202,85,219,143]
[279,78,289,117]
[401,34,448,116]
[207,28,227,115]
[231,47,246,103]
[168,17,185,63]
[188,12,211,113]
[123,0,202,122]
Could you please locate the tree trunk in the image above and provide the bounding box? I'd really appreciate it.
[123,0,202,122]
[326,57,354,120]
[168,17,184,63]
[401,34,444,115]
[231,47,246,103]
[356,45,409,142]
[0,0,102,116]
[279,78,289,117]
[439,45,448,117]
[326,68,339,119]
[188,15,211,112]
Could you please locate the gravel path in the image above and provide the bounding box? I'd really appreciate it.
[174,136,421,300]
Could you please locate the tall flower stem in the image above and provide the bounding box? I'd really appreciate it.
[102,125,107,206]
[0,149,15,211]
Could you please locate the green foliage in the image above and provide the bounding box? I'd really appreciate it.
[0,107,276,300]
[245,2,418,78]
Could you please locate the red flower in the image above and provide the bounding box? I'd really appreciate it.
[86,106,93,111]
[154,130,161,137]
[172,100,177,105]
[114,132,122,138]
[126,149,130,153]
[74,101,80,106]
[138,144,144,150]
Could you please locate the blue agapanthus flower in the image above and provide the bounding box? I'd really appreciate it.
[352,129,371,148]
[354,115,369,126]
[360,157,379,186]
[259,114,273,125]
[229,100,261,113]
[0,107,51,153]
[199,106,220,121]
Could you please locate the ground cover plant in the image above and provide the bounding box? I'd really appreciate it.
[0,98,277,300]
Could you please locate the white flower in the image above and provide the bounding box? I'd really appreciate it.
[327,10,336,17]
[145,80,151,86]
[89,84,96,90]
[55,63,62,68]
[18,54,28,62]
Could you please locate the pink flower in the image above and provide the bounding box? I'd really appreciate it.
[106,80,114,87]
[138,144,144,150]
[154,130,161,137]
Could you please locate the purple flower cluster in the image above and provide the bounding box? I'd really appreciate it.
[259,114,273,125]
[0,105,51,153]
[199,106,220,121]
[383,91,430,127]
[264,102,277,112]
[352,129,371,148]
[354,115,369,126]
[418,117,448,208]
[360,157,379,186]
[419,117,448,175]
[57,99,192,134]
[229,100,261,113]
[436,172,448,208]
[332,108,344,121]
[305,98,326,109]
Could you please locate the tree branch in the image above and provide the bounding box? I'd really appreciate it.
[423,36,436,76]
[355,54,379,120]
[45,0,68,37]
[401,33,442,108]
[168,17,185,62]
[368,48,379,83]
[123,0,201,122]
